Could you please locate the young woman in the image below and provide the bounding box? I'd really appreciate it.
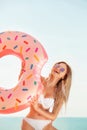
[21,61,72,130]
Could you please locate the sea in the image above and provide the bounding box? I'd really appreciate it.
[0,117,87,130]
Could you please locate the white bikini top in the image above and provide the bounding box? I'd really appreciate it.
[38,94,54,112]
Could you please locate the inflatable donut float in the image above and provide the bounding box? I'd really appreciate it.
[0,31,48,114]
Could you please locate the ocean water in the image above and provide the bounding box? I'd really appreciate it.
[0,117,87,130]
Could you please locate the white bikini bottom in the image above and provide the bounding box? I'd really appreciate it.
[24,117,51,130]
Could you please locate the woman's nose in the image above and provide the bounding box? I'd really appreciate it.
[54,68,60,73]
[57,68,60,73]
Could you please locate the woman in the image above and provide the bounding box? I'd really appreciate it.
[21,61,72,130]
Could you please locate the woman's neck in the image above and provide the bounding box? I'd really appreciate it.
[46,74,60,88]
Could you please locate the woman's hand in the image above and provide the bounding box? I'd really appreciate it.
[30,95,39,110]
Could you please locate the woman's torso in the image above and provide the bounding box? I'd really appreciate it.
[27,94,54,119]
[26,78,55,120]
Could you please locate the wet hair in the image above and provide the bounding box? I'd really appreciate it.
[53,61,72,112]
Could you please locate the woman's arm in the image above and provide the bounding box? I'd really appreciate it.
[31,96,63,121]
[40,76,46,85]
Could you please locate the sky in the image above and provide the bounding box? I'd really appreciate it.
[0,0,87,117]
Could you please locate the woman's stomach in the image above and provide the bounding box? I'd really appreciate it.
[27,107,48,120]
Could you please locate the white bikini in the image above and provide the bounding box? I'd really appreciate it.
[38,94,54,112]
[24,95,54,130]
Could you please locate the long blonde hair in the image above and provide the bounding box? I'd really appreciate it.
[53,61,72,111]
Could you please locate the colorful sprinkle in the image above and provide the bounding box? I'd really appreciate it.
[27,95,31,100]
[25,57,29,60]
[15,102,18,110]
[5,89,8,91]
[0,96,4,102]
[34,39,37,43]
[35,47,38,52]
[34,81,37,85]
[23,80,25,85]
[22,69,26,72]
[13,45,18,49]
[13,86,19,91]
[22,34,27,37]
[25,47,30,52]
[3,45,7,50]
[0,38,2,43]
[2,107,6,109]
[8,93,12,99]
[0,32,5,34]
[22,88,28,91]
[34,54,39,62]
[20,46,23,54]
[30,64,33,69]
[24,41,28,44]
[7,37,11,40]
[16,98,21,103]
[15,35,18,40]
[27,74,33,79]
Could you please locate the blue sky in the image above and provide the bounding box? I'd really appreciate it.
[0,0,87,117]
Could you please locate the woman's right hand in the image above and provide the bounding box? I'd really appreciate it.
[30,95,39,110]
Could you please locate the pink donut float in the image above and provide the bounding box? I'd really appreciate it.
[0,31,48,114]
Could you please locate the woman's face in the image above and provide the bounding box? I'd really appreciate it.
[51,63,67,80]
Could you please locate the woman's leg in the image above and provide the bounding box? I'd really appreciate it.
[43,123,57,130]
[21,119,34,130]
